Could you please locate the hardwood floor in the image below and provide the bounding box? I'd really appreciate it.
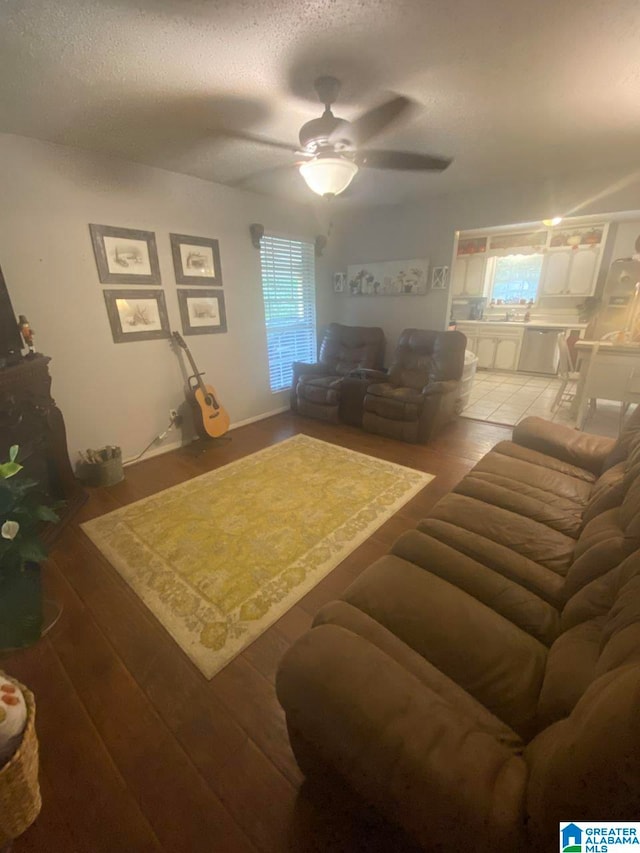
[3,413,511,853]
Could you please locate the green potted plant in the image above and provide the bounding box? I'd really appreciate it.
[0,446,59,649]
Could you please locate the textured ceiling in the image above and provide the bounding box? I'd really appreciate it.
[1,0,640,206]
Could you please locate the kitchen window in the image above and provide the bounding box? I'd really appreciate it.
[489,253,544,304]
[259,235,316,392]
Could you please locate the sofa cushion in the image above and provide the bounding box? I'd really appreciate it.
[620,473,640,536]
[414,518,565,607]
[455,475,583,539]
[424,493,576,574]
[491,440,598,485]
[564,479,640,598]
[537,617,604,725]
[583,461,627,525]
[297,374,342,406]
[525,665,640,850]
[602,402,640,470]
[366,383,424,403]
[539,554,640,725]
[363,384,422,422]
[317,322,385,375]
[391,529,561,644]
[561,551,640,632]
[574,507,624,559]
[313,599,524,751]
[624,430,640,483]
[341,555,547,736]
[477,444,593,501]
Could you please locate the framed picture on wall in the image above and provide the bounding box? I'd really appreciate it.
[103,289,170,343]
[177,288,227,336]
[90,224,161,285]
[170,233,223,286]
[333,272,346,293]
[431,266,449,290]
[347,259,429,296]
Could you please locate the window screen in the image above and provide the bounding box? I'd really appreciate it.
[259,236,316,392]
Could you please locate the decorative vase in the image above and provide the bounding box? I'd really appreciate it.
[0,564,43,650]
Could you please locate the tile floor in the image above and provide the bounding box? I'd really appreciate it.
[461,369,630,438]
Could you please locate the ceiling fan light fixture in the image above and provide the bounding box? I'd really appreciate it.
[298,157,358,197]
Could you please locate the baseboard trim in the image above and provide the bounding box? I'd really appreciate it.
[229,405,290,430]
[123,405,291,467]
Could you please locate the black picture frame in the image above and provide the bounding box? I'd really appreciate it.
[103,289,170,343]
[90,224,161,285]
[170,233,223,286]
[177,289,227,336]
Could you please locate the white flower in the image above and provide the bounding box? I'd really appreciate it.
[1,520,20,540]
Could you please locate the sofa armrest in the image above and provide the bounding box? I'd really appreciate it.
[347,367,388,382]
[277,624,527,853]
[290,361,331,410]
[421,379,460,397]
[512,416,615,476]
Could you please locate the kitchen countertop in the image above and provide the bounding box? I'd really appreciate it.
[456,320,588,329]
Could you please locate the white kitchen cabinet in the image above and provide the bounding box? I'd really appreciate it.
[539,246,601,297]
[457,323,523,371]
[566,247,599,296]
[540,251,571,296]
[451,260,467,296]
[456,323,482,356]
[465,255,487,296]
[494,337,521,370]
[451,255,487,297]
[475,336,496,368]
[458,328,478,355]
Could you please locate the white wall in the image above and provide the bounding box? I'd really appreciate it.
[0,134,331,461]
[610,219,640,261]
[3,133,637,461]
[328,168,640,360]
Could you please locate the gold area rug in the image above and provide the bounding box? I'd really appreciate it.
[81,435,433,678]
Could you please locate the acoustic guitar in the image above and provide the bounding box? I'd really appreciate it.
[172,332,230,439]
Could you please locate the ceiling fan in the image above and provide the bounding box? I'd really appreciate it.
[224,76,452,198]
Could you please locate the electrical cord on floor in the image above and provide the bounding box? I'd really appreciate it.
[129,414,183,464]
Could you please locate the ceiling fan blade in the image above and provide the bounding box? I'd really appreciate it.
[335,96,414,146]
[227,163,297,188]
[214,128,301,154]
[355,150,452,171]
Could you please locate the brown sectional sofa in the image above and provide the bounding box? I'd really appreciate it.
[277,412,640,853]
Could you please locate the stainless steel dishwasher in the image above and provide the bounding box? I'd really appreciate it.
[517,327,560,374]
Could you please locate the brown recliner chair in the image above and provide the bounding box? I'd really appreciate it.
[292,323,385,424]
[362,329,466,443]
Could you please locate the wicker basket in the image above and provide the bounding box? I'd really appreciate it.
[0,675,41,845]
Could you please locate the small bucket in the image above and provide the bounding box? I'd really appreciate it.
[77,448,124,487]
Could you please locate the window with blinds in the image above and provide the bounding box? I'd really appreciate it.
[259,235,316,392]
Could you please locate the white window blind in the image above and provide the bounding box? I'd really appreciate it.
[259,235,316,392]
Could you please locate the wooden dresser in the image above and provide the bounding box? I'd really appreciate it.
[0,355,86,540]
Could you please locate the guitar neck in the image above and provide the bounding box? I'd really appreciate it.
[183,343,208,396]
